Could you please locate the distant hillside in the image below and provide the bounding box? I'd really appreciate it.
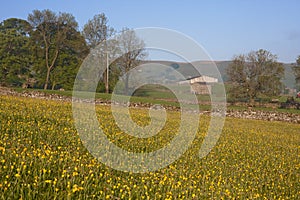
[142,60,296,88]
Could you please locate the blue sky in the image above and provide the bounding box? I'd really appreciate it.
[1,0,300,63]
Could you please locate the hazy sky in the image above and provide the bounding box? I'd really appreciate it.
[1,0,300,63]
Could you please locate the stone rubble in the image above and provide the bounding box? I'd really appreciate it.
[225,110,300,124]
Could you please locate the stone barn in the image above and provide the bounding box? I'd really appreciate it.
[178,76,218,95]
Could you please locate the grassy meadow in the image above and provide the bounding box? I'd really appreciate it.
[0,95,299,199]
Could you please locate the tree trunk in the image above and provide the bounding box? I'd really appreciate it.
[125,73,129,95]
[104,69,109,93]
[249,95,255,106]
[51,81,56,90]
[43,32,49,90]
[44,68,51,90]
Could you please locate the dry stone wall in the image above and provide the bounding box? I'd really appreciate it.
[1,87,299,124]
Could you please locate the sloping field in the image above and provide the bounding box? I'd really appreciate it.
[0,95,299,199]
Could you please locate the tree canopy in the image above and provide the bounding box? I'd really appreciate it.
[227,49,284,103]
[0,18,33,87]
[0,12,148,93]
[28,9,88,90]
[82,13,115,93]
[293,56,300,90]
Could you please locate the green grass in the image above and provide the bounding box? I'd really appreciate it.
[12,87,300,113]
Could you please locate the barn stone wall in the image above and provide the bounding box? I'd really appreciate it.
[190,83,212,94]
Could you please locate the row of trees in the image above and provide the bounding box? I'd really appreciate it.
[0,10,146,92]
[1,9,299,102]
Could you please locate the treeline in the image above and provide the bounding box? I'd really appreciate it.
[0,10,145,92]
[1,9,300,102]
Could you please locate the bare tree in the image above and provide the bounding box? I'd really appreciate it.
[28,9,78,90]
[115,28,147,95]
[227,49,284,104]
